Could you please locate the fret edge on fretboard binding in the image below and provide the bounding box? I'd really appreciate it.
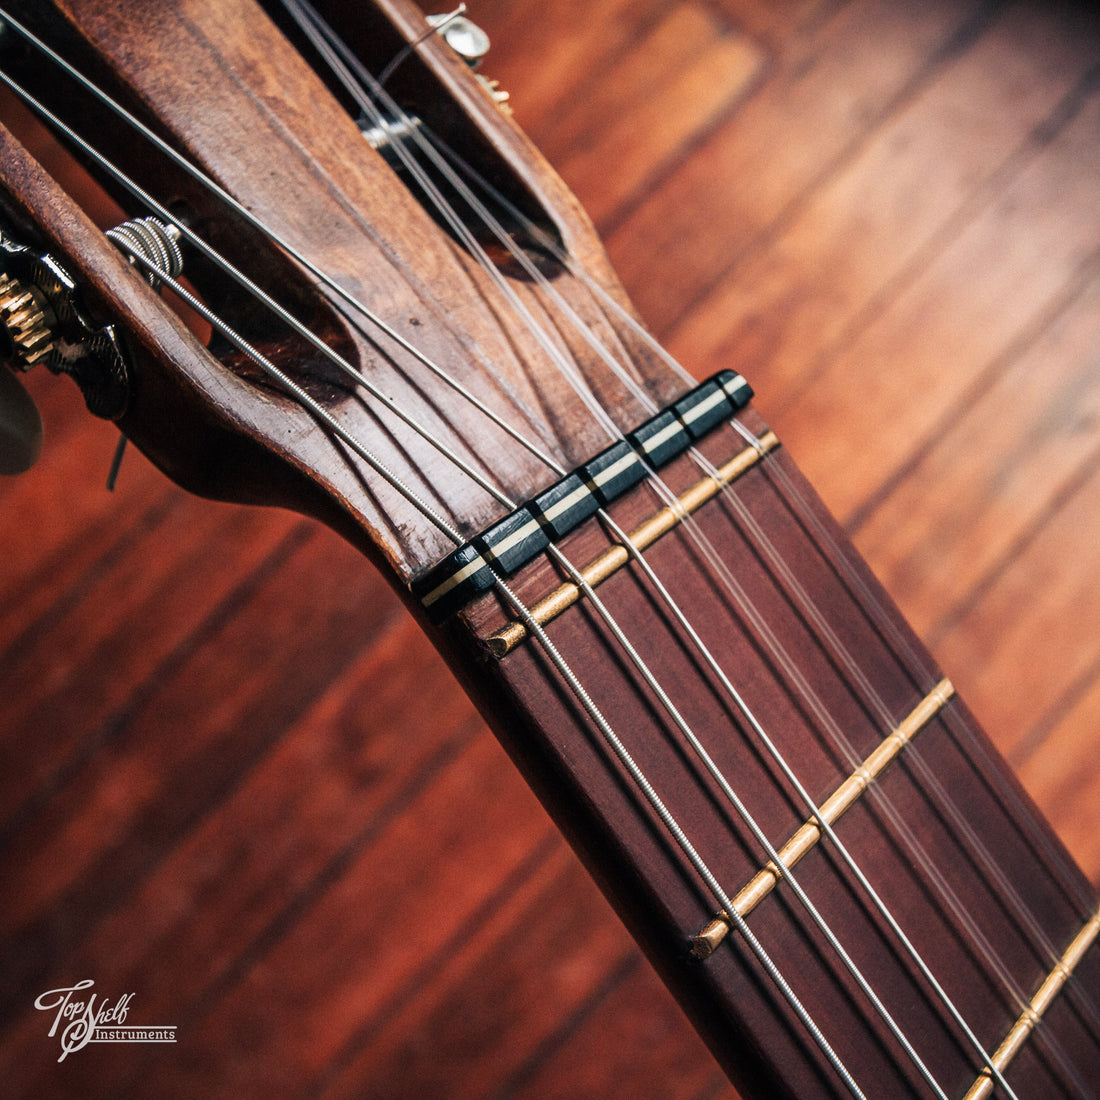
[963,903,1100,1100]
[690,678,956,959]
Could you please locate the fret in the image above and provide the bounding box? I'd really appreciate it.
[486,429,780,656]
[691,678,956,959]
[963,903,1100,1100]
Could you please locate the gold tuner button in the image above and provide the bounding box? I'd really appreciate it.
[478,75,511,113]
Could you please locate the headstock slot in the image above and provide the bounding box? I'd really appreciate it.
[0,9,363,410]
[259,0,565,274]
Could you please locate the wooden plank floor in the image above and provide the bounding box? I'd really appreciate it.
[2,0,1100,1095]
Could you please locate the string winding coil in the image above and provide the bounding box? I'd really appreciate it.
[106,217,184,288]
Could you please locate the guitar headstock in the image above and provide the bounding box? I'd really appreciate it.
[0,0,690,584]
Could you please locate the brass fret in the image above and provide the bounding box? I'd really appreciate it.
[691,679,955,959]
[963,903,1100,1100]
[486,431,780,657]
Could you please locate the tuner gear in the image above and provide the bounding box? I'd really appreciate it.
[0,272,57,370]
[0,225,132,420]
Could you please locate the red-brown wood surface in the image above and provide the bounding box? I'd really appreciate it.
[2,0,1100,1096]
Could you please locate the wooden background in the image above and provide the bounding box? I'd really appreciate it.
[2,0,1100,1095]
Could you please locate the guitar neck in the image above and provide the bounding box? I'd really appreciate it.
[1,1,1098,1095]
[434,408,1100,1098]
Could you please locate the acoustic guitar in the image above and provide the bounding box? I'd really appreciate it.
[0,1,1098,1096]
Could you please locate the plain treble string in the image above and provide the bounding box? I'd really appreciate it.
[21,4,1093,1089]
[271,6,1026,1090]
[328,33,1038,1085]
[270,4,1047,1092]
[15,6,1082,1091]
[443,131,1100,947]
[730,420,1100,1029]
[399,67,1100,1083]
[401,66,1100,1097]
[279,0,631,446]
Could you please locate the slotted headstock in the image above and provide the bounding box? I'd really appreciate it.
[0,0,688,583]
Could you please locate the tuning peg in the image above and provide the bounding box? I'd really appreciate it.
[426,11,491,68]
[0,227,131,421]
[426,9,511,110]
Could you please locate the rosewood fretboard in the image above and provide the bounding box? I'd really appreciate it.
[434,405,1100,1099]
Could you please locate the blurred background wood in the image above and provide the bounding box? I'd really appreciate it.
[2,0,1099,1095]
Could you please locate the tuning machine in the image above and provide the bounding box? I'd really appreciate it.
[0,226,130,423]
[426,11,491,67]
[364,6,509,159]
[428,10,511,112]
[0,214,186,409]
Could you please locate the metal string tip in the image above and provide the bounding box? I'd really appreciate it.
[376,4,468,88]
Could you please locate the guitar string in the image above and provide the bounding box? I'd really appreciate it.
[0,12,585,480]
[279,0,631,446]
[12,15,1078,1091]
[21,8,1095,1091]
[292,5,1095,1074]
[747,422,1100,918]
[116,246,870,1100]
[326,28,1100,1079]
[718,437,1100,1012]
[727,431,1100,1073]
[349,15,1100,1076]
[728,422,1100,1005]
[0,8,1078,1091]
[0,10,1038,1091]
[374,3,466,91]
[271,2,1027,1087]
[287,0,1042,1013]
[298,21,1094,1089]
[441,128,1100,933]
[425,126,1100,1029]
[0,71,511,529]
[0,18,875,1094]
[428,125,1100,1055]
[426,122,1098,908]
[421,129,1100,1070]
[294,3,670,422]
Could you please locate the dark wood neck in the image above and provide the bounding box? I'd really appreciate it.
[437,407,1100,1098]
